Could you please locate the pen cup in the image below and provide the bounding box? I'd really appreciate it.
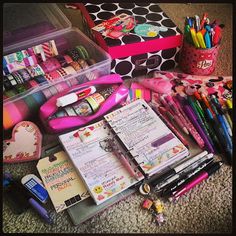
[179,41,220,75]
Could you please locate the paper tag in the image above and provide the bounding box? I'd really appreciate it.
[36,151,90,212]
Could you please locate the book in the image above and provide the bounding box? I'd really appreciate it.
[59,99,189,205]
[37,151,90,212]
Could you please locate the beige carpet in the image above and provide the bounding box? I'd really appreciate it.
[2,3,232,234]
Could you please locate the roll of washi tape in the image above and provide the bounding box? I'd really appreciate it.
[23,94,40,114]
[67,48,81,62]
[4,89,18,98]
[34,75,48,85]
[7,61,26,73]
[3,102,23,130]
[4,75,17,88]
[75,45,90,59]
[12,71,25,84]
[86,58,96,66]
[48,70,62,80]
[15,84,27,94]
[55,55,68,67]
[63,65,77,75]
[42,87,53,100]
[63,54,73,64]
[44,73,53,81]
[56,68,67,77]
[40,57,61,73]
[48,85,59,96]
[18,68,32,81]
[77,59,89,70]
[54,81,70,93]
[31,91,47,105]
[27,79,39,88]
[70,61,82,72]
[14,99,30,121]
[26,64,45,78]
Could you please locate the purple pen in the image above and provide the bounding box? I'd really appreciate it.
[183,104,215,153]
[28,198,53,224]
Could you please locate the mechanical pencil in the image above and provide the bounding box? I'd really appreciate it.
[152,151,208,190]
[169,161,222,202]
[162,156,214,197]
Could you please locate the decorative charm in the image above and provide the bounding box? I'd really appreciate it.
[3,121,42,163]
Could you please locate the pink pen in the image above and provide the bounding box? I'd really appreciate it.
[169,161,222,202]
[173,95,205,148]
[164,95,189,135]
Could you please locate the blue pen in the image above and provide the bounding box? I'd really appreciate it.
[209,101,232,150]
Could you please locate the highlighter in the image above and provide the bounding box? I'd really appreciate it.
[196,30,206,48]
[184,25,193,45]
[204,31,211,48]
[213,25,222,46]
[190,28,200,48]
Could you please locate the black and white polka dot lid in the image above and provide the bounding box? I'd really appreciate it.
[84,3,182,47]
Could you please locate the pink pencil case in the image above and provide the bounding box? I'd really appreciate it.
[40,74,129,133]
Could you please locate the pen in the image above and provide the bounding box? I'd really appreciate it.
[164,95,189,135]
[225,99,232,118]
[211,95,232,137]
[169,161,223,202]
[208,98,232,150]
[151,105,189,148]
[221,104,232,129]
[201,93,215,116]
[174,95,205,149]
[200,13,208,30]
[152,151,208,190]
[28,198,53,224]
[187,95,215,149]
[194,15,200,32]
[181,99,215,153]
[162,156,214,197]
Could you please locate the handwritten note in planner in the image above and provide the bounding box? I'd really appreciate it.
[104,99,189,176]
[37,151,90,213]
[59,120,143,205]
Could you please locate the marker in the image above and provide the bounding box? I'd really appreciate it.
[194,15,201,32]
[28,198,53,224]
[196,30,206,48]
[190,28,200,48]
[169,161,223,202]
[204,31,212,48]
[152,151,208,189]
[174,95,205,148]
[151,105,189,148]
[212,25,222,46]
[200,13,208,30]
[56,86,96,107]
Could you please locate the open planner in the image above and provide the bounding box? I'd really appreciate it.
[59,99,189,205]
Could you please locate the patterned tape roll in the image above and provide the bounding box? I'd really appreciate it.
[42,87,53,100]
[28,79,39,88]
[63,54,73,64]
[31,91,47,105]
[4,89,18,98]
[40,57,61,73]
[67,48,81,62]
[18,68,31,81]
[49,70,62,80]
[34,75,48,84]
[23,94,40,114]
[75,45,90,59]
[15,84,27,94]
[63,65,76,75]
[70,61,82,72]
[54,81,70,92]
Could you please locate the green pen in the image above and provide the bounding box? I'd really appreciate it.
[187,96,215,148]
[193,97,223,153]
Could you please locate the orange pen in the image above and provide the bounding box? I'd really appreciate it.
[200,93,215,116]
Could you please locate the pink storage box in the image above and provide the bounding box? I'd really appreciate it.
[77,3,183,79]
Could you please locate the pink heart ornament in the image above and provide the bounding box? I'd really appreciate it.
[3,121,42,163]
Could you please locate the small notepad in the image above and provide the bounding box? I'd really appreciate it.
[37,151,90,212]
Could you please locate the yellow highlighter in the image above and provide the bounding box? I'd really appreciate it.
[196,30,206,48]
[190,28,200,48]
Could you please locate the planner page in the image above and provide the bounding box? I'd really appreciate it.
[104,99,189,176]
[59,120,143,205]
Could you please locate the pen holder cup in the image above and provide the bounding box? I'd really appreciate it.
[179,41,220,76]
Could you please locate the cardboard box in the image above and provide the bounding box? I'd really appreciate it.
[78,3,183,79]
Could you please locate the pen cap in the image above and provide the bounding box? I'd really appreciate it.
[204,161,222,176]
[179,40,220,75]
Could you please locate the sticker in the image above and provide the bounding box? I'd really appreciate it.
[134,24,168,37]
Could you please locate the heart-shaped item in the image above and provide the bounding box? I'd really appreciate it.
[3,121,42,163]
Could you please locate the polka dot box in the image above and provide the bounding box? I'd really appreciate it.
[78,3,183,79]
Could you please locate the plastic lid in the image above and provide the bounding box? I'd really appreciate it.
[3,3,71,51]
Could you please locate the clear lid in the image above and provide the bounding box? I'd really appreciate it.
[3,3,71,50]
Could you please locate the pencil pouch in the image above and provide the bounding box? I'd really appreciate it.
[40,74,129,133]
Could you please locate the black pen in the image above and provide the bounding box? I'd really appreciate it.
[162,157,214,197]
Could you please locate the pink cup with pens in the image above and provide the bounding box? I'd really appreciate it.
[179,39,220,76]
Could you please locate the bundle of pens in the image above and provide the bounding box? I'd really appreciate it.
[150,151,222,202]
[179,13,224,75]
[152,92,232,164]
[184,13,223,49]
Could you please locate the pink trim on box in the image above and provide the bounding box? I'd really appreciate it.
[108,35,183,59]
[77,3,108,52]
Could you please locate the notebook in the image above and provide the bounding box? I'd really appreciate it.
[37,151,90,212]
[104,99,189,176]
[59,99,189,205]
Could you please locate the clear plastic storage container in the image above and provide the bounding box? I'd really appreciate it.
[3,4,111,130]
